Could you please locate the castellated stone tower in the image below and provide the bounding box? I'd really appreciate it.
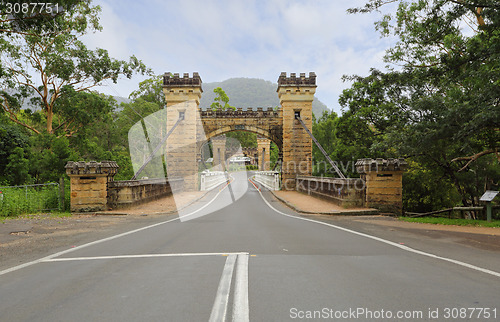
[162,72,203,191]
[277,72,316,190]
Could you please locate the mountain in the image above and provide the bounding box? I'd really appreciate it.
[200,78,329,117]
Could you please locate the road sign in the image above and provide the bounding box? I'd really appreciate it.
[480,190,499,202]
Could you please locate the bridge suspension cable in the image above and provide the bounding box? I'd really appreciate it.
[131,114,184,180]
[295,115,347,179]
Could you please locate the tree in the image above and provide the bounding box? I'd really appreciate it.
[0,0,150,136]
[0,119,29,183]
[29,133,76,183]
[210,87,235,111]
[0,1,85,36]
[129,75,165,109]
[5,147,31,185]
[341,0,500,209]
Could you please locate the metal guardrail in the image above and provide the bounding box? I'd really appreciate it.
[200,171,228,191]
[254,171,280,190]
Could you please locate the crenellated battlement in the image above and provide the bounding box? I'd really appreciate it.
[200,107,280,118]
[277,72,317,87]
[163,72,202,88]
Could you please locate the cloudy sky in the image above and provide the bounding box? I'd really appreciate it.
[82,0,396,114]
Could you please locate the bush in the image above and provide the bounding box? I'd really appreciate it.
[0,184,61,217]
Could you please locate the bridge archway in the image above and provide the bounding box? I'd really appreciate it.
[201,127,281,171]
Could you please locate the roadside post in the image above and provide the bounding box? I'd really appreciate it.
[479,191,499,222]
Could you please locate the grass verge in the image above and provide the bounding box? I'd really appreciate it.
[399,217,500,228]
[0,212,72,223]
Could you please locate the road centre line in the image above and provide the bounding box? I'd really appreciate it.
[233,253,250,322]
[0,182,232,277]
[255,183,500,279]
[42,252,249,262]
[209,254,237,322]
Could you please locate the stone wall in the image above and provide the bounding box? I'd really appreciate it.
[107,178,184,209]
[296,176,365,208]
[66,161,184,213]
[294,159,408,213]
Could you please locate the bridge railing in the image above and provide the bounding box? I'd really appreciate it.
[108,178,184,210]
[254,171,281,190]
[295,176,365,208]
[200,171,228,191]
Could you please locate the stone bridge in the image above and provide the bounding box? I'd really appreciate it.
[163,72,316,191]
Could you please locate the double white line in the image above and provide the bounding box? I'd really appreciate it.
[210,253,249,322]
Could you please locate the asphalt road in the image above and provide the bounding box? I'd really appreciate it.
[1,172,499,321]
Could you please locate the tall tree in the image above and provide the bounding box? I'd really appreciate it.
[129,75,165,109]
[0,0,150,136]
[342,0,500,208]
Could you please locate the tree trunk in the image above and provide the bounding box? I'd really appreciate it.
[47,109,53,133]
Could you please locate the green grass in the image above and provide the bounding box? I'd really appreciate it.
[0,184,62,217]
[399,217,500,228]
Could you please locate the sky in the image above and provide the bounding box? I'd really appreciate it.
[82,0,396,114]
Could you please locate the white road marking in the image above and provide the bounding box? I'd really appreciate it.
[42,252,249,262]
[0,185,231,277]
[232,253,250,322]
[255,184,500,279]
[210,254,237,322]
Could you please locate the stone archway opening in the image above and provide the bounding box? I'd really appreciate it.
[200,129,281,173]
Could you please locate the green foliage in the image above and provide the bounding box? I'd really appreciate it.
[246,165,258,171]
[0,184,60,217]
[270,142,279,169]
[210,87,235,111]
[0,0,150,135]
[129,75,165,108]
[0,121,29,184]
[29,133,76,183]
[400,217,500,228]
[312,111,385,177]
[341,0,500,210]
[402,160,461,213]
[5,147,31,185]
[226,131,257,148]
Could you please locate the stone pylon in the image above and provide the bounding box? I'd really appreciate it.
[162,72,204,191]
[257,137,271,171]
[211,135,227,171]
[356,158,408,214]
[277,72,316,190]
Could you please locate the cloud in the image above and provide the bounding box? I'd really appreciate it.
[83,0,396,113]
